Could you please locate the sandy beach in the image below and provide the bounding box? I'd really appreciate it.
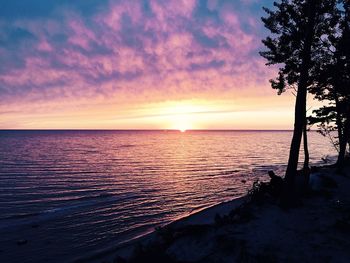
[86,165,350,263]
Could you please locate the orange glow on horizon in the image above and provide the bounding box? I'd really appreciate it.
[0,96,301,130]
[1,91,327,130]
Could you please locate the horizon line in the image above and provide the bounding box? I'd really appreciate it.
[0,129,306,132]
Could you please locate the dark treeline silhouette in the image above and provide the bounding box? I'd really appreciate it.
[309,1,350,168]
[260,0,350,203]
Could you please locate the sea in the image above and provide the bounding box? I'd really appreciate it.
[0,130,336,262]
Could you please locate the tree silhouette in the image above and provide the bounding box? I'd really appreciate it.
[309,0,350,168]
[260,0,338,200]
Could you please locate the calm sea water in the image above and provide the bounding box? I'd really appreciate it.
[0,130,335,262]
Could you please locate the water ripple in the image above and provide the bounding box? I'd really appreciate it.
[0,130,335,263]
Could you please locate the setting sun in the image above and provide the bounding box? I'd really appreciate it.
[170,115,192,132]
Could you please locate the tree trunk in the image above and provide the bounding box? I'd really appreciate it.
[303,123,310,170]
[284,76,308,197]
[302,121,310,193]
[345,105,350,160]
[335,94,346,167]
[284,0,316,202]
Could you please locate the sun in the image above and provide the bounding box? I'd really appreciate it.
[160,101,207,131]
[174,120,190,132]
[171,115,192,132]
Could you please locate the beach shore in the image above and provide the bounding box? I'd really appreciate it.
[84,165,350,263]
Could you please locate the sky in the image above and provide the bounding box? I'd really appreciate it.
[0,0,311,130]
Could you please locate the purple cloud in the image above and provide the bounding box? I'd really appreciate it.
[0,0,275,109]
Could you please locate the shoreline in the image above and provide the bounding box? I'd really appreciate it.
[87,165,350,263]
[75,195,249,263]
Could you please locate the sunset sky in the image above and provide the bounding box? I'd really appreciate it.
[0,0,319,130]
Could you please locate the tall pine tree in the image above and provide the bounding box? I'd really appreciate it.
[260,0,338,199]
[309,0,350,168]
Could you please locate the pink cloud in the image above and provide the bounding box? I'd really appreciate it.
[0,0,276,118]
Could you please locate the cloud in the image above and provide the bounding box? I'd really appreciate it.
[0,0,275,113]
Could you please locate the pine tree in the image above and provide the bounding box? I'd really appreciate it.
[309,0,350,168]
[260,0,338,200]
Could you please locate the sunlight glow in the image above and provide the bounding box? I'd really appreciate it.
[159,100,213,131]
[0,97,296,130]
[170,114,193,132]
